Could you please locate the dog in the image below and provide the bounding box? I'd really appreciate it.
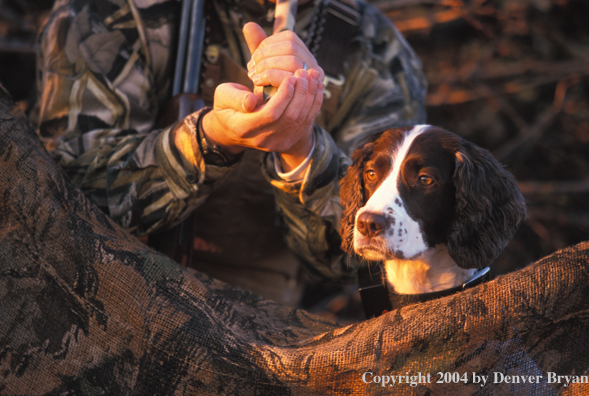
[340,125,527,305]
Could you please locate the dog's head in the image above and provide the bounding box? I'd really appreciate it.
[339,125,527,269]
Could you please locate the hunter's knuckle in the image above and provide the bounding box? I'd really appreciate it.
[284,111,299,125]
[255,47,265,59]
[284,42,296,54]
[261,69,272,80]
[265,110,280,124]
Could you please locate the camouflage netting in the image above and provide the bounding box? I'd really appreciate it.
[1,85,589,396]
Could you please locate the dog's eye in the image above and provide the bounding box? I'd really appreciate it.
[419,175,434,186]
[365,170,376,181]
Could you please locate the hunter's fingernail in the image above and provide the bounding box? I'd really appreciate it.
[248,68,255,78]
[247,59,255,70]
[295,69,306,79]
[252,74,261,85]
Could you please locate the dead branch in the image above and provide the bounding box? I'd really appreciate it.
[493,76,582,160]
[527,208,589,229]
[387,8,464,33]
[518,178,589,197]
[485,90,529,132]
[493,104,560,161]
[426,66,589,107]
[426,59,589,86]
[371,0,456,13]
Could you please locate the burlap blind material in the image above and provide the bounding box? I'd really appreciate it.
[1,85,588,395]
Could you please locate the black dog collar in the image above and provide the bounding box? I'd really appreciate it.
[358,263,490,319]
[388,267,490,311]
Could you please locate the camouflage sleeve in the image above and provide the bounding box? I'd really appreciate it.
[328,1,428,155]
[262,126,358,282]
[36,0,233,236]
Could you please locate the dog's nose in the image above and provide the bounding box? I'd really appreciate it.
[357,212,388,237]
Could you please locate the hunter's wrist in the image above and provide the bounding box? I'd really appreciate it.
[201,110,244,155]
[276,125,315,172]
[199,109,244,166]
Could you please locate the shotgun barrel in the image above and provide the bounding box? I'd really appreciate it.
[172,0,207,96]
[184,0,207,94]
[172,0,192,96]
[149,0,207,265]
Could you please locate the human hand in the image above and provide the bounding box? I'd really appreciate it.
[202,67,324,171]
[243,22,325,100]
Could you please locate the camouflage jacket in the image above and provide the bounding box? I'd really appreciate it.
[36,0,426,282]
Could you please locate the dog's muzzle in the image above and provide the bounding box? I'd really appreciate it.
[356,212,389,238]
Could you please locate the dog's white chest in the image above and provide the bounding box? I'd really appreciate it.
[384,245,477,294]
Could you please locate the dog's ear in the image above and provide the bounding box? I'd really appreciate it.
[339,141,375,254]
[447,140,527,269]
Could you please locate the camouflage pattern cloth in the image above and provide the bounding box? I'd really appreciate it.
[2,88,589,394]
[35,0,427,299]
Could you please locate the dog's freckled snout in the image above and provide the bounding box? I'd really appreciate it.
[357,212,389,238]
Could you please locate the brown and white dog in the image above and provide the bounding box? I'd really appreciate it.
[340,125,527,302]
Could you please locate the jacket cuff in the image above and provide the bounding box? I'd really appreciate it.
[271,133,316,182]
[156,109,237,200]
[263,125,349,210]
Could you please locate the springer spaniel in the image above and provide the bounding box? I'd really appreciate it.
[340,125,527,310]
